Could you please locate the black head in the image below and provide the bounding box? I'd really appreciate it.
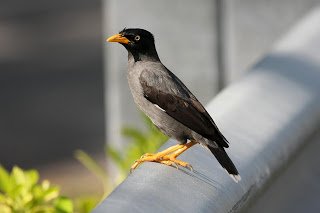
[107,28,159,62]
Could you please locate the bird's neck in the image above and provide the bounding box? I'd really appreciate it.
[128,49,160,63]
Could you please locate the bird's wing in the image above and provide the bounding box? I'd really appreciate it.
[139,69,229,148]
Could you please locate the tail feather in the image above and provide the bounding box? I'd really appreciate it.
[208,146,241,182]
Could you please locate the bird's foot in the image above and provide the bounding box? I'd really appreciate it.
[159,154,193,171]
[130,141,197,172]
[130,153,164,172]
[130,153,192,172]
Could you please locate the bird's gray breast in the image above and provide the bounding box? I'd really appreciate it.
[127,61,165,117]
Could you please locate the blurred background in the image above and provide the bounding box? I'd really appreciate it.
[0,0,104,197]
[0,0,319,211]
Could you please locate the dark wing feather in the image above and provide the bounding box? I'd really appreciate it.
[139,69,229,148]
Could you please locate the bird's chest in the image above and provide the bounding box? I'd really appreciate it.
[127,64,170,127]
[127,67,145,107]
[127,61,155,111]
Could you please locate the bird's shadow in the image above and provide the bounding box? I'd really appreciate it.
[176,166,224,190]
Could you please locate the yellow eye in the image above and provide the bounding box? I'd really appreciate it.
[134,35,140,41]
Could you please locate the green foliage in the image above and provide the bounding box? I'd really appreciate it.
[0,165,73,213]
[0,116,168,213]
[107,115,168,179]
[73,197,99,213]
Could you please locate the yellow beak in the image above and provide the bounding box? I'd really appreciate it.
[106,34,130,44]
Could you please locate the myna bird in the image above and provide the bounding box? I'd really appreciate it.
[107,28,240,182]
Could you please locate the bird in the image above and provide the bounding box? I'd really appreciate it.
[107,28,240,182]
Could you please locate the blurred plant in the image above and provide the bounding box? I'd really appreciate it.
[107,115,168,181]
[73,196,99,213]
[0,165,73,213]
[75,114,168,201]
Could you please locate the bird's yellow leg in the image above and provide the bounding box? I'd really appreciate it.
[130,143,185,171]
[130,141,197,171]
[139,143,184,159]
[161,141,197,169]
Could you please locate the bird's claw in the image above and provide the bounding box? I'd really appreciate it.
[130,161,140,173]
[186,164,193,171]
[160,160,179,169]
[172,162,179,169]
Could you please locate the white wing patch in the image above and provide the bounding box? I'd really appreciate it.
[154,104,166,112]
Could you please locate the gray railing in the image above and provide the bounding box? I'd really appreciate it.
[95,8,320,212]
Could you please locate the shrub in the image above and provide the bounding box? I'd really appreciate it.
[0,166,73,213]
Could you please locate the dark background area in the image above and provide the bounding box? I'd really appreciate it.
[0,0,105,168]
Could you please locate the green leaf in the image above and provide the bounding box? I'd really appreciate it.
[121,127,146,145]
[54,197,73,213]
[106,146,124,170]
[42,187,59,202]
[74,150,108,182]
[0,166,10,193]
[74,196,99,213]
[0,204,11,213]
[0,166,75,213]
[30,205,55,213]
[8,184,25,200]
[141,114,153,129]
[11,166,27,188]
[32,185,43,201]
[25,170,39,188]
[41,180,50,191]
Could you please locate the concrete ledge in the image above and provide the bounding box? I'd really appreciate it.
[95,8,320,213]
